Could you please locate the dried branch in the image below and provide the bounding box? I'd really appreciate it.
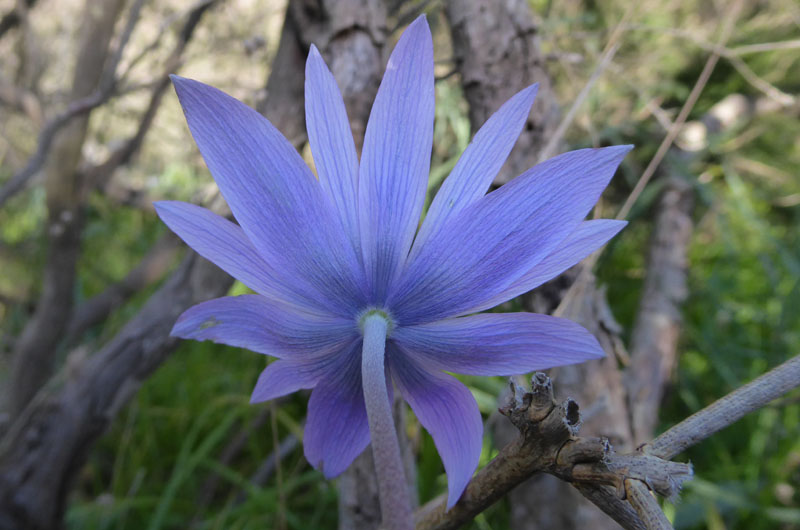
[616,0,744,221]
[0,88,115,207]
[726,55,795,107]
[0,255,232,530]
[402,374,690,530]
[0,0,144,209]
[0,3,309,526]
[624,479,673,530]
[63,233,181,345]
[645,353,800,460]
[86,0,221,191]
[626,179,693,443]
[571,484,646,530]
[405,351,800,530]
[730,39,800,56]
[6,0,129,418]
[538,6,632,162]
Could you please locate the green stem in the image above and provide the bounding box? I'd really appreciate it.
[361,313,413,530]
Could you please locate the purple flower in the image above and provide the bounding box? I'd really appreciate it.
[156,16,630,509]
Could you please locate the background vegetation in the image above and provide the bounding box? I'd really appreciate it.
[0,0,798,528]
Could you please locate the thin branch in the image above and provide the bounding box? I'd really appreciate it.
[5,0,129,419]
[615,0,744,220]
[538,5,633,162]
[730,39,800,56]
[99,0,148,94]
[0,0,146,208]
[246,432,300,491]
[86,0,221,191]
[727,55,795,107]
[63,233,181,345]
[621,25,800,59]
[645,353,800,460]
[0,90,113,207]
[571,484,647,530]
[120,0,218,79]
[624,479,673,530]
[193,408,270,512]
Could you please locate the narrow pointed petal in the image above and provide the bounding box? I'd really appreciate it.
[305,45,360,250]
[388,345,482,508]
[472,219,627,312]
[394,312,604,376]
[170,76,365,317]
[411,85,538,258]
[389,146,632,325]
[304,341,372,478]
[155,201,321,310]
[358,16,434,302]
[172,295,357,358]
[250,359,322,403]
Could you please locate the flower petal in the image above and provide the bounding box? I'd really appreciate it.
[305,45,360,250]
[411,84,538,259]
[154,201,322,310]
[250,359,321,403]
[389,146,631,325]
[172,295,357,358]
[170,76,365,317]
[358,16,434,302]
[388,345,482,508]
[394,312,604,376]
[471,219,627,312]
[303,340,372,478]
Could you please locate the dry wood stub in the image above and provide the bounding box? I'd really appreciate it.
[409,373,692,530]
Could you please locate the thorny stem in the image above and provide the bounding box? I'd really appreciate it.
[361,313,413,530]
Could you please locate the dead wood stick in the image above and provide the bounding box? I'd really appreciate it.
[626,178,693,443]
[645,353,800,460]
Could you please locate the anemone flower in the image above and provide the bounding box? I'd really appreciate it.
[156,15,630,528]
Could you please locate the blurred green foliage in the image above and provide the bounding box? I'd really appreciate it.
[1,0,799,529]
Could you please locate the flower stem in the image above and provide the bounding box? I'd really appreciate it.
[361,313,413,530]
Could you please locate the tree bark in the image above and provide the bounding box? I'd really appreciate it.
[626,178,693,444]
[0,3,311,527]
[445,0,559,185]
[6,0,126,419]
[0,254,233,530]
[445,2,636,528]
